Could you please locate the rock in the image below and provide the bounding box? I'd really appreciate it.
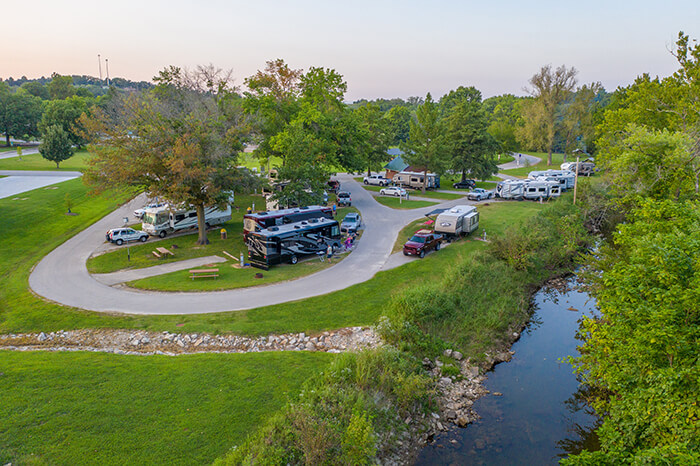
[456,416,471,427]
[443,349,453,358]
[452,351,463,361]
[176,339,185,347]
[431,412,440,420]
[422,357,434,369]
[439,377,453,385]
[445,410,457,420]
[131,339,140,346]
[465,366,479,379]
[492,392,503,396]
[38,332,47,342]
[305,342,315,351]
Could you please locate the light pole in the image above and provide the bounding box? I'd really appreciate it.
[571,149,585,205]
[123,217,131,262]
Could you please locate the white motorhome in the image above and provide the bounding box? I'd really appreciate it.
[561,161,595,176]
[435,205,479,237]
[528,170,576,190]
[142,204,232,238]
[392,171,441,190]
[496,180,526,200]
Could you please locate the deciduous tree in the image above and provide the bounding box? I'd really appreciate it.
[0,82,43,146]
[355,103,391,176]
[39,124,74,167]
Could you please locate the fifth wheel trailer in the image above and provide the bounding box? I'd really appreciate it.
[434,205,479,237]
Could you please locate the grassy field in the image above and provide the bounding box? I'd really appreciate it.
[0,350,332,465]
[0,149,93,171]
[374,196,438,209]
[499,152,570,178]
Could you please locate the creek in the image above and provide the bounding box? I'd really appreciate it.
[416,276,600,465]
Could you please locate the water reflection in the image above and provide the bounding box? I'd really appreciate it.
[416,276,599,465]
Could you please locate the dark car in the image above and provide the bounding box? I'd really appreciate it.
[453,179,476,190]
[336,191,352,206]
[403,229,443,258]
[327,180,340,194]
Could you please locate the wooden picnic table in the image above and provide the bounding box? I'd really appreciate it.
[156,247,175,256]
[189,268,219,279]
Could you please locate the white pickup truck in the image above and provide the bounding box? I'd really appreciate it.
[363,174,391,186]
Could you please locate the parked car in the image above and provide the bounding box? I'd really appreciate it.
[363,174,390,186]
[340,212,362,233]
[379,186,407,197]
[402,229,443,258]
[452,179,476,190]
[336,191,352,206]
[134,201,167,219]
[466,188,494,201]
[105,227,149,245]
[327,180,340,194]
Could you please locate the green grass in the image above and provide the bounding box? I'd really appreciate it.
[499,152,569,178]
[0,350,332,465]
[0,149,92,171]
[0,177,545,337]
[360,184,463,200]
[373,196,438,210]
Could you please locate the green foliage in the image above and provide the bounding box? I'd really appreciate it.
[483,94,524,154]
[38,124,74,168]
[569,199,700,463]
[47,73,76,100]
[20,81,50,100]
[0,81,43,145]
[383,105,411,145]
[39,96,91,148]
[355,102,391,175]
[220,348,433,465]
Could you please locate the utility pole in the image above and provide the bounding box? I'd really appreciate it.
[98,54,102,81]
[106,58,110,86]
[572,149,585,205]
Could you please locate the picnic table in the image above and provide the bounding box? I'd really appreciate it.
[156,247,175,256]
[189,268,219,279]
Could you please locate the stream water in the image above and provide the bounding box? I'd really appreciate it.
[416,277,600,465]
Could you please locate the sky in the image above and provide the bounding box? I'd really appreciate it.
[4,0,700,101]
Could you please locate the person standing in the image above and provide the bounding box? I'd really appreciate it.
[332,203,337,217]
[326,244,333,261]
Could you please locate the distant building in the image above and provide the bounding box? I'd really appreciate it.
[384,155,409,180]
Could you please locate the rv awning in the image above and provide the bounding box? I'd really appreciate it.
[425,208,447,217]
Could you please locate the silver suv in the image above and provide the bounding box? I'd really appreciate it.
[106,228,149,245]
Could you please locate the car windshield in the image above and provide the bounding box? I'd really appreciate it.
[409,236,426,243]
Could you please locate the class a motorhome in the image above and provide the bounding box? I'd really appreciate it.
[528,170,576,190]
[561,161,595,176]
[392,171,441,190]
[243,205,333,237]
[434,205,479,237]
[142,202,233,238]
[247,217,342,270]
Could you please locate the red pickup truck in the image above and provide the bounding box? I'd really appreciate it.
[402,229,443,258]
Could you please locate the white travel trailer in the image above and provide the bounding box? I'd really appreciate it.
[496,180,526,200]
[528,170,576,190]
[523,179,561,201]
[561,161,595,176]
[142,203,232,238]
[434,205,479,237]
[392,171,441,189]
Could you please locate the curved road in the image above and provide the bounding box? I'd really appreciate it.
[29,174,472,315]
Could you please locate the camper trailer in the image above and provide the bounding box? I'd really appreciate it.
[392,171,441,190]
[142,204,232,238]
[434,205,479,237]
[247,217,342,270]
[496,179,526,200]
[528,170,576,189]
[522,179,561,200]
[561,161,595,176]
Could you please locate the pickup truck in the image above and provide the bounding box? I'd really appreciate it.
[363,174,390,186]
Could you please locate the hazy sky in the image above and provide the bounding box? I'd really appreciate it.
[5,0,700,101]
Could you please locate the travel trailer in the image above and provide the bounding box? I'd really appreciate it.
[392,171,441,190]
[522,179,561,200]
[434,205,479,237]
[561,161,595,176]
[528,170,576,190]
[142,204,232,238]
[247,217,342,270]
[495,179,526,200]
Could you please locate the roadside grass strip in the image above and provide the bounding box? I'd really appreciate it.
[0,149,92,171]
[0,350,332,465]
[374,196,438,209]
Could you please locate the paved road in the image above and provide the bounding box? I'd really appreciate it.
[0,169,82,200]
[0,146,40,160]
[497,152,541,170]
[29,175,473,315]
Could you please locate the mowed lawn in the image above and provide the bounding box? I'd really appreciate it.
[499,152,573,178]
[0,350,332,465]
[0,149,92,171]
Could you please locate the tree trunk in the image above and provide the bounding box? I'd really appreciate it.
[367,166,371,177]
[56,161,60,168]
[461,169,466,182]
[196,203,209,245]
[548,147,553,166]
[5,133,9,147]
[422,169,427,194]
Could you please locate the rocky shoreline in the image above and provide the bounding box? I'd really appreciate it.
[0,327,380,355]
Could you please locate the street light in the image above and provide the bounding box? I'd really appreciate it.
[123,217,131,262]
[571,149,586,205]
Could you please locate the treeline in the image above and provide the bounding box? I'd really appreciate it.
[563,32,700,464]
[1,74,152,91]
